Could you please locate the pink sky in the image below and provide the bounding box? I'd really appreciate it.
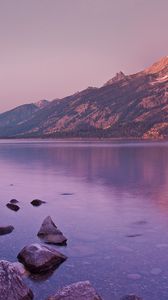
[0,0,167,112]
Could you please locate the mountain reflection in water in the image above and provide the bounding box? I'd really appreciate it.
[0,140,168,300]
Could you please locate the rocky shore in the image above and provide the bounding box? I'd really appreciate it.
[0,199,143,300]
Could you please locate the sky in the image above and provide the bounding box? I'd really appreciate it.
[0,0,167,112]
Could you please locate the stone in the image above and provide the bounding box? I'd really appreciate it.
[0,260,33,300]
[121,296,142,300]
[31,199,46,206]
[46,281,103,300]
[12,262,30,277]
[10,199,19,204]
[6,203,20,211]
[17,243,67,273]
[0,225,14,235]
[37,216,67,245]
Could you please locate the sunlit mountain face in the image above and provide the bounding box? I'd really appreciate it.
[0,56,167,139]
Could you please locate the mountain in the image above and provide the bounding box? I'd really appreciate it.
[0,56,167,139]
[144,56,168,76]
[35,99,50,109]
[0,103,38,128]
[104,71,127,86]
[0,100,49,133]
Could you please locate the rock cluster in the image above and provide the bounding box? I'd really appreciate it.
[0,199,144,299]
[0,211,68,299]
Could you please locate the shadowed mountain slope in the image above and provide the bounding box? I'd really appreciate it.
[0,56,167,138]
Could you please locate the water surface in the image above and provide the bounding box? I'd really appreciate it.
[0,140,168,300]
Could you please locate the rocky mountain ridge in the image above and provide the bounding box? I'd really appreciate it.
[0,56,167,138]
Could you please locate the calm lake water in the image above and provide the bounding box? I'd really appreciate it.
[1,140,168,300]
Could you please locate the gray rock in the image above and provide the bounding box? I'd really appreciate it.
[121,295,142,300]
[46,281,103,300]
[0,225,14,235]
[37,216,67,245]
[17,243,67,273]
[0,260,33,300]
[6,203,20,211]
[31,199,46,206]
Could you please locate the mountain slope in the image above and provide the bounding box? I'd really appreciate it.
[0,56,167,138]
[0,99,50,128]
[0,103,38,128]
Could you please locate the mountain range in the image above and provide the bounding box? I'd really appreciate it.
[0,56,167,139]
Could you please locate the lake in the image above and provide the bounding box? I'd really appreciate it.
[0,139,168,300]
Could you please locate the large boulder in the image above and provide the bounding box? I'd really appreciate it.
[0,260,33,300]
[17,243,67,273]
[0,225,14,235]
[37,216,67,245]
[46,281,103,300]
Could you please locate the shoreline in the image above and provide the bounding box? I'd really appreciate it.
[0,136,168,148]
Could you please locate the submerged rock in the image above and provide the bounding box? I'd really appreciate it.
[133,220,147,225]
[0,260,33,300]
[37,216,67,245]
[46,280,103,300]
[10,199,19,204]
[0,225,14,235]
[121,296,142,300]
[126,234,142,238]
[31,199,46,206]
[17,243,67,273]
[6,203,20,211]
[61,193,74,196]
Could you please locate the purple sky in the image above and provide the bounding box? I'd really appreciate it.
[0,0,167,112]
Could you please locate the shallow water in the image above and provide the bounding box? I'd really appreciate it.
[1,140,168,299]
